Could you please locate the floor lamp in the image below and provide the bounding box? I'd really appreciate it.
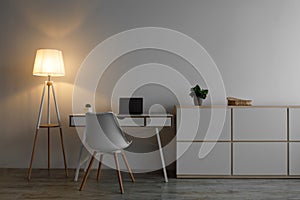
[28,49,68,180]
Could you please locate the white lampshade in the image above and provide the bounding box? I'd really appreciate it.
[33,49,65,77]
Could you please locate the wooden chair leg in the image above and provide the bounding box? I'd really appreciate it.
[121,150,135,182]
[28,129,39,181]
[97,154,104,181]
[79,152,96,191]
[114,152,124,194]
[59,128,68,177]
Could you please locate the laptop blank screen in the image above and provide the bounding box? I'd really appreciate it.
[119,98,143,115]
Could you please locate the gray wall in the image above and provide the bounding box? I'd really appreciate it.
[1,0,300,168]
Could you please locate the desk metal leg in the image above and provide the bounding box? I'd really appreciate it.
[155,127,168,182]
[74,143,84,182]
[84,156,90,172]
[74,143,91,182]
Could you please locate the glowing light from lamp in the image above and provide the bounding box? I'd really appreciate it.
[33,49,65,77]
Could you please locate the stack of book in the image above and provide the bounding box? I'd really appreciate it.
[227,97,252,106]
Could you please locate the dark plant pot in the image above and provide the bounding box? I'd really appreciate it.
[193,96,203,106]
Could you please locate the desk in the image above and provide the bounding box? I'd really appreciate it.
[70,113,173,182]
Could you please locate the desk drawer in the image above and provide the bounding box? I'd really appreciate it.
[146,117,171,127]
[117,117,144,127]
[70,116,86,127]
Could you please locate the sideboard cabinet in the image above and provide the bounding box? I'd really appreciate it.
[176,106,300,178]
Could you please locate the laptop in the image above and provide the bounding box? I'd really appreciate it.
[119,97,143,115]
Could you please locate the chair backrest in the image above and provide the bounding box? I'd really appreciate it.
[85,112,131,153]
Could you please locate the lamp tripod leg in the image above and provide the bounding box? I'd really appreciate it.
[51,83,61,125]
[28,83,46,180]
[48,127,50,172]
[59,127,68,177]
[52,82,68,177]
[28,129,39,181]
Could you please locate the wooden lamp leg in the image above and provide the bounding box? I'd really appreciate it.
[48,128,50,172]
[52,83,68,177]
[59,128,68,177]
[28,83,46,181]
[28,129,39,181]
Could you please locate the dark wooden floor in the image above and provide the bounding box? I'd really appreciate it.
[1,169,300,199]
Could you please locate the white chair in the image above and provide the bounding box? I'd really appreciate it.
[79,112,135,194]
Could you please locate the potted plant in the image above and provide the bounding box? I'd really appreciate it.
[84,103,92,113]
[190,85,208,106]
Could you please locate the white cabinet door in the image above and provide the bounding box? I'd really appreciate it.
[233,142,287,175]
[177,108,231,141]
[233,108,287,141]
[289,108,300,141]
[177,142,231,175]
[289,142,300,175]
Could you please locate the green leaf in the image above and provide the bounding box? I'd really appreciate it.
[191,84,208,99]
